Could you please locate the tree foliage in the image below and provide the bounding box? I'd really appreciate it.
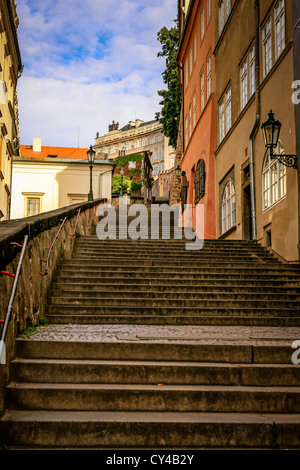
[157,19,181,149]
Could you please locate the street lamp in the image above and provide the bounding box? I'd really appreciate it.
[261,110,297,169]
[120,167,124,196]
[87,145,95,201]
[175,165,181,182]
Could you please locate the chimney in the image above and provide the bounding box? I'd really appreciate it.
[33,138,42,152]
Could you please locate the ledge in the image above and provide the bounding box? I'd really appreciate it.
[218,224,237,239]
[0,198,106,267]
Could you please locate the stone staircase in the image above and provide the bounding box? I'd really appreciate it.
[1,204,300,449]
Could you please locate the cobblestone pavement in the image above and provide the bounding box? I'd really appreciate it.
[19,324,300,345]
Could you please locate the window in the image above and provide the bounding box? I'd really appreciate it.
[27,198,40,217]
[194,34,197,63]
[185,114,188,141]
[263,17,272,78]
[207,55,211,97]
[219,0,231,34]
[219,1,225,34]
[240,58,248,110]
[219,85,231,143]
[171,156,175,167]
[189,104,192,137]
[154,149,158,160]
[139,139,143,147]
[161,147,165,159]
[185,60,188,87]
[225,87,231,133]
[114,145,118,152]
[154,134,158,143]
[23,192,44,217]
[249,45,255,97]
[107,147,111,154]
[147,137,151,145]
[200,71,205,111]
[130,141,134,149]
[193,91,196,128]
[189,48,193,76]
[194,159,206,204]
[161,164,165,171]
[207,0,211,22]
[122,144,126,151]
[225,0,231,20]
[274,0,285,60]
[153,165,159,175]
[201,6,205,41]
[222,180,235,234]
[219,99,225,143]
[262,143,286,210]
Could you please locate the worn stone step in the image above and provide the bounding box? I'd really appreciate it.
[48,290,300,301]
[6,383,300,413]
[50,283,300,294]
[52,278,300,287]
[16,339,294,363]
[1,411,300,448]
[10,359,300,386]
[48,296,300,309]
[45,313,300,326]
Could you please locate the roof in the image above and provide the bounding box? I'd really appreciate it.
[20,145,93,160]
[120,119,158,132]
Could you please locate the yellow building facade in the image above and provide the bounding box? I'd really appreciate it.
[0,0,22,220]
[94,119,175,176]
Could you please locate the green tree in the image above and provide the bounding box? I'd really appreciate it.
[157,19,181,149]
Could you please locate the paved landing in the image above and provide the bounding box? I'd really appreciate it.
[19,324,300,345]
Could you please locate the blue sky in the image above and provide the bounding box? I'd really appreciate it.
[17,0,177,147]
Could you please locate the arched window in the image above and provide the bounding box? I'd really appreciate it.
[194,158,206,204]
[262,142,286,210]
[222,180,235,234]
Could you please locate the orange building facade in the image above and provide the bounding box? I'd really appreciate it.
[177,0,216,239]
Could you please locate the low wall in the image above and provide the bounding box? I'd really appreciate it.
[0,198,105,417]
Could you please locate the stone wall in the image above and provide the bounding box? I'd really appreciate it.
[0,198,105,417]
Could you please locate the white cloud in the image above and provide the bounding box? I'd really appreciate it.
[16,0,177,147]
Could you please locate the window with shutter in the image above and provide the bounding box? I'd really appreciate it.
[194,158,206,205]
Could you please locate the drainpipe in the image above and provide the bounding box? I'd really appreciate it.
[177,63,185,153]
[249,0,260,241]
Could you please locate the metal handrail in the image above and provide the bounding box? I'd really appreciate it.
[40,217,67,275]
[70,208,81,237]
[0,235,28,364]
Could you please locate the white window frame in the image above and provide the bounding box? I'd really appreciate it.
[207,0,211,22]
[221,180,235,234]
[263,17,272,78]
[207,55,211,97]
[274,0,285,61]
[147,137,151,145]
[240,58,248,110]
[219,0,225,34]
[201,6,205,41]
[193,91,196,128]
[139,139,143,147]
[262,142,286,211]
[219,98,225,143]
[225,86,231,134]
[249,45,255,97]
[200,71,205,111]
[154,149,158,160]
[153,165,159,176]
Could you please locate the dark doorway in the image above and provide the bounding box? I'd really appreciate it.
[242,184,252,240]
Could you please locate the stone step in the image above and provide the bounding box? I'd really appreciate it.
[56,264,300,273]
[48,290,300,301]
[11,358,300,386]
[45,313,300,326]
[51,278,300,288]
[1,410,299,448]
[48,295,300,308]
[50,282,300,293]
[6,383,300,413]
[15,340,294,363]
